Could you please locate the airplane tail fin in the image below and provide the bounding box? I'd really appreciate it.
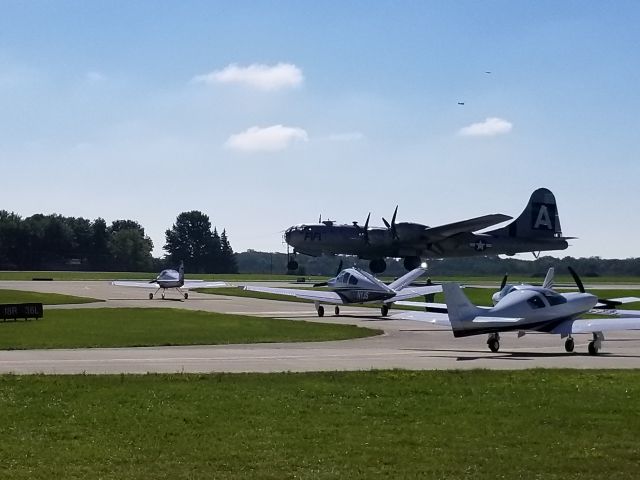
[443,283,483,337]
[178,261,185,283]
[388,266,427,291]
[487,188,563,239]
[542,267,554,290]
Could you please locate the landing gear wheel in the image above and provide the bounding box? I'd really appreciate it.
[487,336,500,353]
[287,260,299,271]
[317,306,325,317]
[161,293,165,300]
[403,256,422,271]
[334,306,340,316]
[369,259,387,274]
[588,341,599,356]
[184,292,188,300]
[565,337,575,352]
[381,305,389,317]
[148,293,154,300]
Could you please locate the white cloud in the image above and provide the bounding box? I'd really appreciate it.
[459,117,513,137]
[225,125,308,152]
[327,132,365,142]
[192,63,303,91]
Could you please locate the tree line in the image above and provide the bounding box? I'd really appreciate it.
[0,210,237,273]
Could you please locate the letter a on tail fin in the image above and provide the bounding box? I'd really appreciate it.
[443,283,483,337]
[486,188,563,239]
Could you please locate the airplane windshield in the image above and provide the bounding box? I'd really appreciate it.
[543,292,567,306]
[527,295,546,309]
[343,273,351,284]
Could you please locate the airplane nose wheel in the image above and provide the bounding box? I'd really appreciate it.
[317,305,325,317]
[148,293,154,300]
[564,337,575,353]
[380,305,389,317]
[334,306,340,316]
[487,333,500,353]
[184,292,188,300]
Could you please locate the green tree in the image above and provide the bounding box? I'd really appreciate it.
[219,229,238,273]
[164,211,216,273]
[108,228,153,271]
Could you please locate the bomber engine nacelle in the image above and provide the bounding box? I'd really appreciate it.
[394,222,428,242]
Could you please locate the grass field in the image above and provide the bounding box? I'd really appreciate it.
[0,370,638,479]
[0,289,101,305]
[0,308,379,350]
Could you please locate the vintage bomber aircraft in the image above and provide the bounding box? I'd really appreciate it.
[284,188,571,274]
[112,262,227,300]
[244,266,441,317]
[391,268,640,355]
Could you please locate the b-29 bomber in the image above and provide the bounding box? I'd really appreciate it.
[284,188,571,274]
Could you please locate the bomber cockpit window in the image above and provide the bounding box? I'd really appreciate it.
[527,295,546,309]
[543,292,567,306]
[349,275,358,285]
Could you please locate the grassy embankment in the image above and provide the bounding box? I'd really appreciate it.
[0,289,101,305]
[0,308,379,350]
[0,370,638,479]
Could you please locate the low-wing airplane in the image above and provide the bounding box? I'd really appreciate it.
[112,262,227,300]
[243,266,441,317]
[284,188,572,274]
[390,269,640,355]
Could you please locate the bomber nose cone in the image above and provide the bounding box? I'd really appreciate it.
[284,227,293,244]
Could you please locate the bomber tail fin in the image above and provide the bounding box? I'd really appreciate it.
[487,188,563,239]
[443,283,484,337]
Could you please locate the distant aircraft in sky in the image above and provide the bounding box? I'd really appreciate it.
[244,265,441,317]
[112,261,226,299]
[457,102,465,105]
[284,188,572,274]
[391,268,640,355]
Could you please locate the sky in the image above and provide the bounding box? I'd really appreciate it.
[1,1,639,259]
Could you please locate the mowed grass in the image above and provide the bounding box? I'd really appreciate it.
[0,289,101,305]
[0,308,379,350]
[1,370,639,479]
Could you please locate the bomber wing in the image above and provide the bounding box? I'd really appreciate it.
[422,214,512,242]
[243,286,344,305]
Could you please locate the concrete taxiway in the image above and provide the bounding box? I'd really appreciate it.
[1,280,640,374]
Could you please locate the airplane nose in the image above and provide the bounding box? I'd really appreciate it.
[284,227,293,243]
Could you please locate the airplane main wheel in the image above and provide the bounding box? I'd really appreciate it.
[403,256,422,271]
[317,306,325,317]
[287,260,299,271]
[161,293,165,299]
[184,292,189,299]
[381,305,389,317]
[369,259,387,274]
[148,293,154,300]
[588,341,599,356]
[488,337,500,353]
[334,306,340,316]
[565,337,575,353]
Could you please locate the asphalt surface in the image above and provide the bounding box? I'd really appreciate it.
[2,280,640,374]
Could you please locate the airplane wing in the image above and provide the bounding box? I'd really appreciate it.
[112,281,158,289]
[554,317,640,335]
[595,297,640,307]
[386,285,443,303]
[389,310,452,326]
[394,300,490,313]
[183,281,227,290]
[243,286,344,304]
[423,214,512,241]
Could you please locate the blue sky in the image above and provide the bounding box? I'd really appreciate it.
[2,1,639,258]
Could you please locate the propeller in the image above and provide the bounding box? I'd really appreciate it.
[382,206,399,240]
[313,259,344,287]
[568,266,622,309]
[500,273,508,290]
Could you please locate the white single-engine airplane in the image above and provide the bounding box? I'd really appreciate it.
[391,268,640,355]
[244,265,441,317]
[112,262,227,300]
